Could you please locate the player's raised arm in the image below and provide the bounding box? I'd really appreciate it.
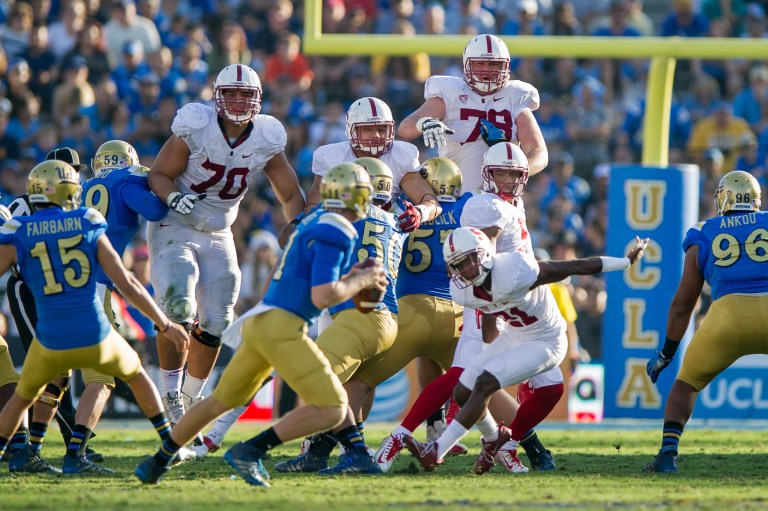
[263,151,305,221]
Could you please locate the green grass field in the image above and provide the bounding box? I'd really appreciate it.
[2,422,768,511]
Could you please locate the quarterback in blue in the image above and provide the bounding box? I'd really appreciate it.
[0,160,190,474]
[275,157,404,475]
[82,140,168,291]
[135,162,387,487]
[645,170,768,474]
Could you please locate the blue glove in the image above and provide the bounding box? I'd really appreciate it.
[646,350,672,384]
[479,119,507,147]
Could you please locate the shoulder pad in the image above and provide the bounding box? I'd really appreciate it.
[318,212,357,240]
[84,208,107,226]
[0,218,20,234]
[257,115,288,147]
[691,221,706,231]
[128,165,151,177]
[172,103,212,133]
[425,75,460,99]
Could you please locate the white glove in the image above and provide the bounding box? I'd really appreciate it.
[416,117,455,149]
[167,192,206,215]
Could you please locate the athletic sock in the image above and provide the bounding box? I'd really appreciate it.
[356,421,366,444]
[436,420,468,460]
[510,383,564,441]
[206,406,247,446]
[66,425,93,458]
[181,375,207,402]
[160,368,184,396]
[28,421,48,454]
[0,435,9,458]
[309,432,338,457]
[244,427,282,452]
[336,425,366,451]
[519,429,546,458]
[9,427,28,453]
[660,421,684,456]
[149,412,172,440]
[153,436,182,468]
[475,413,499,442]
[401,367,464,432]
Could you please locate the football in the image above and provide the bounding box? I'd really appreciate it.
[353,257,385,313]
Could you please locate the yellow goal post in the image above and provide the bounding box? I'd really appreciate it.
[302,0,768,167]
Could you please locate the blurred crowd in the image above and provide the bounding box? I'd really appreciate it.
[2,0,766,361]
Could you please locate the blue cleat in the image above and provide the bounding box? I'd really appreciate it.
[223,442,271,487]
[274,449,329,473]
[62,454,115,474]
[135,457,168,484]
[9,445,61,474]
[527,449,556,471]
[318,448,381,476]
[643,450,678,473]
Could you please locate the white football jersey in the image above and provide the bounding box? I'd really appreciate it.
[450,251,564,336]
[169,103,287,232]
[425,75,539,191]
[461,192,532,255]
[312,140,419,201]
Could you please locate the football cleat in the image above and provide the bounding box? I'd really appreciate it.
[374,434,404,473]
[223,442,271,487]
[190,436,220,458]
[642,450,678,474]
[475,424,512,475]
[274,449,329,473]
[527,449,557,471]
[298,437,311,456]
[135,457,168,484]
[162,391,186,424]
[402,435,443,472]
[496,448,529,473]
[62,453,115,474]
[317,448,381,476]
[170,447,197,466]
[85,446,105,463]
[9,445,61,474]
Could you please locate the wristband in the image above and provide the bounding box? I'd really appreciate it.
[290,211,307,226]
[599,256,631,272]
[415,204,429,221]
[661,336,680,359]
[156,320,171,333]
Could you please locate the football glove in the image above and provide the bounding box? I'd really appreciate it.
[479,119,507,147]
[416,117,455,149]
[646,350,672,384]
[167,192,206,215]
[397,200,427,233]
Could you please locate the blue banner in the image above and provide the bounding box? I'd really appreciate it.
[603,165,699,418]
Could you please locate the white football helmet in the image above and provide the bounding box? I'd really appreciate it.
[345,97,395,157]
[463,34,511,95]
[482,142,529,202]
[214,64,262,125]
[443,227,495,289]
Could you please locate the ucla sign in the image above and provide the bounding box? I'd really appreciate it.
[604,165,698,418]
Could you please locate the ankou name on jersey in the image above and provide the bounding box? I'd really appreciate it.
[719,212,757,228]
[26,217,83,237]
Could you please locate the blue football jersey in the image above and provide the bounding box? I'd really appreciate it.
[330,204,403,315]
[396,192,472,300]
[0,207,111,349]
[81,165,168,287]
[684,210,768,300]
[264,209,358,322]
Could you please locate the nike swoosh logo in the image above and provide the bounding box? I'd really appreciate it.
[493,96,503,102]
[160,222,171,227]
[242,153,254,158]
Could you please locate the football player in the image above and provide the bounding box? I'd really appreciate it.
[65,140,168,472]
[398,34,548,188]
[0,161,189,474]
[146,64,305,433]
[274,157,403,475]
[4,147,102,473]
[135,163,387,487]
[405,227,647,473]
[299,97,441,236]
[644,171,768,473]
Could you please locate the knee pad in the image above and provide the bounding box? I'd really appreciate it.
[38,377,70,408]
[192,326,222,349]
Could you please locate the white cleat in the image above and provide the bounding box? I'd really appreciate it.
[374,433,404,473]
[189,436,220,458]
[496,448,530,473]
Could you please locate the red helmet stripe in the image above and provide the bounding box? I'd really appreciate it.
[486,34,492,53]
[448,232,455,252]
[506,143,513,159]
[236,64,242,81]
[368,97,377,116]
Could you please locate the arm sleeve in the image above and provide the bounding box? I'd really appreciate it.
[121,181,169,221]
